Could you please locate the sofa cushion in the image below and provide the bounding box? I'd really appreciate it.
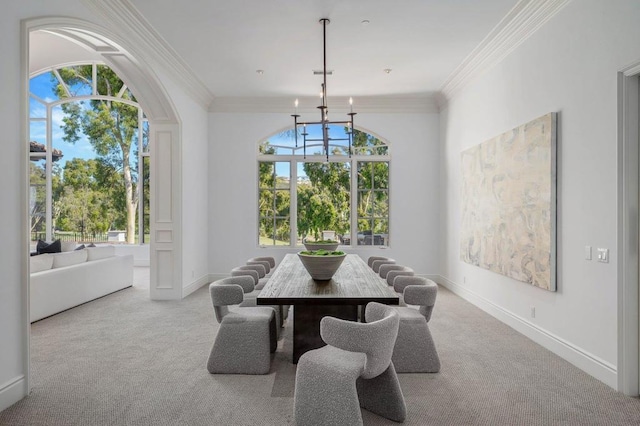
[30,254,53,273]
[37,239,61,254]
[51,249,88,268]
[86,245,115,261]
[61,241,78,252]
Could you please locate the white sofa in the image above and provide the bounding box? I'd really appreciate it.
[30,245,134,322]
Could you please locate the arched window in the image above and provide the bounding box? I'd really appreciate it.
[29,63,149,245]
[257,125,389,247]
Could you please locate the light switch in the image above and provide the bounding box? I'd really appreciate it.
[597,248,609,263]
[585,245,592,260]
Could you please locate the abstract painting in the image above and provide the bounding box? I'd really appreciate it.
[460,113,557,291]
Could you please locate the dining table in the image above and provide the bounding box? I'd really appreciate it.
[257,253,399,363]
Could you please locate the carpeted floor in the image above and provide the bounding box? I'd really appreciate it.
[1,267,640,425]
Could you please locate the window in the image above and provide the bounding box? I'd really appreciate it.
[29,63,149,245]
[257,125,389,246]
[357,162,389,246]
[258,160,290,245]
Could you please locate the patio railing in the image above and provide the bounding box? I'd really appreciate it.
[30,231,110,243]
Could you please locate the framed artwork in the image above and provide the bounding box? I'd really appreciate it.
[460,113,557,291]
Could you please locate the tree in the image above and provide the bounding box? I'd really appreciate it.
[30,161,63,234]
[29,162,47,234]
[297,183,339,240]
[300,129,388,242]
[55,65,140,243]
[258,128,389,245]
[54,158,119,237]
[258,145,292,244]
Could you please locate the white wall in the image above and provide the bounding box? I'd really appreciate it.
[208,109,440,277]
[439,0,640,388]
[1,0,209,410]
[0,0,98,412]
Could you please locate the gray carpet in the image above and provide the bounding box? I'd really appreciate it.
[1,267,639,425]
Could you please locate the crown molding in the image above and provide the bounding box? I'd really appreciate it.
[210,95,439,114]
[438,0,572,106]
[81,0,214,109]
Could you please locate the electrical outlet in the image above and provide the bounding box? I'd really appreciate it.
[191,270,195,278]
[530,306,536,318]
[463,276,466,283]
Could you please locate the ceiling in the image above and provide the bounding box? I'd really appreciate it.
[123,0,519,98]
[29,0,525,102]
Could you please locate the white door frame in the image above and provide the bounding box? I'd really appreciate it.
[618,61,640,396]
[21,17,183,397]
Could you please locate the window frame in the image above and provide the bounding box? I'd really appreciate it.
[257,133,390,247]
[29,62,149,244]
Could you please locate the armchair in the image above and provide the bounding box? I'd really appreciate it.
[294,302,406,425]
[391,276,440,373]
[207,279,277,374]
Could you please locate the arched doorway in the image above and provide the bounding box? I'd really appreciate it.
[23,16,184,392]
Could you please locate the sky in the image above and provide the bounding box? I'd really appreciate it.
[267,124,354,178]
[30,73,97,166]
[31,69,365,177]
[29,71,140,170]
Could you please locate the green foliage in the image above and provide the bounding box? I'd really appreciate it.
[53,65,141,243]
[299,250,345,256]
[357,161,389,238]
[297,183,340,240]
[258,129,390,245]
[258,152,291,244]
[30,161,66,233]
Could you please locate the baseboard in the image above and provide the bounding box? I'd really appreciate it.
[0,375,27,412]
[182,274,212,298]
[436,275,618,389]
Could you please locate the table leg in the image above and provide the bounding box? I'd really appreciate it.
[292,304,358,363]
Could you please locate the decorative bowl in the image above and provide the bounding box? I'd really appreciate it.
[303,241,340,251]
[298,250,347,281]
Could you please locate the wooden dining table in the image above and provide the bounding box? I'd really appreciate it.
[257,253,399,363]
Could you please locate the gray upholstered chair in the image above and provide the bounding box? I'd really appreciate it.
[229,267,287,330]
[232,265,268,290]
[391,276,440,373]
[248,256,276,276]
[207,278,277,374]
[370,257,396,274]
[367,255,393,269]
[385,265,414,287]
[243,262,268,280]
[244,260,290,320]
[294,302,406,425]
[378,263,412,280]
[223,272,283,333]
[247,258,273,277]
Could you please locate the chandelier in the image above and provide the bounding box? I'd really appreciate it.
[292,18,356,161]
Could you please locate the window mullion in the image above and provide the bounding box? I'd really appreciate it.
[290,159,297,246]
[92,63,98,96]
[272,167,277,245]
[137,107,144,244]
[351,159,358,247]
[45,104,53,241]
